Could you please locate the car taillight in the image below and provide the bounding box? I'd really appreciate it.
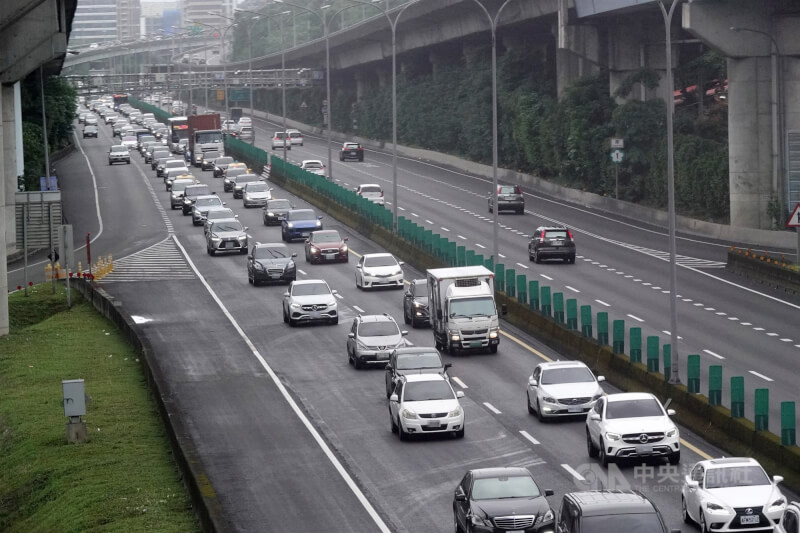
[567,229,574,240]
[515,186,522,195]
[539,229,546,243]
[380,191,384,197]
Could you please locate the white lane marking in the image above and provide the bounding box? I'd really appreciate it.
[715,311,727,316]
[627,314,644,322]
[398,206,406,211]
[781,338,793,343]
[703,349,725,360]
[516,262,529,270]
[425,219,434,224]
[451,376,468,389]
[483,402,502,415]
[561,464,586,482]
[353,305,365,313]
[661,331,683,339]
[740,322,752,326]
[441,227,451,232]
[498,253,506,258]
[728,317,739,321]
[704,307,715,311]
[683,298,693,302]
[334,293,344,299]
[297,269,307,275]
[753,327,765,331]
[796,345,800,348]
[475,243,486,249]
[767,332,779,337]
[540,274,553,281]
[595,300,610,307]
[642,282,651,286]
[694,303,704,307]
[171,235,391,532]
[749,370,774,382]
[519,430,540,445]
[565,286,580,293]
[624,275,633,278]
[411,212,419,217]
[457,235,467,240]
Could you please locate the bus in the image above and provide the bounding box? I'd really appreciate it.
[167,116,189,153]
[112,93,128,110]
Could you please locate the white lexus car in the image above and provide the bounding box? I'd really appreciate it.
[682,457,787,532]
[586,392,680,466]
[527,361,605,421]
[389,374,464,440]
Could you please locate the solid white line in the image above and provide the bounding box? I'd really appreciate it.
[565,286,580,293]
[703,349,725,360]
[451,376,468,389]
[171,234,391,532]
[540,274,553,281]
[627,314,644,322]
[475,243,486,249]
[595,300,610,307]
[353,305,365,313]
[516,262,529,269]
[749,370,774,382]
[483,402,501,415]
[561,464,586,482]
[519,430,540,445]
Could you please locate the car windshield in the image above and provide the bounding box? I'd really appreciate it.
[172,182,193,192]
[212,221,242,232]
[581,514,664,533]
[185,187,209,196]
[204,151,220,158]
[288,210,315,221]
[274,132,286,139]
[705,466,770,489]
[195,198,221,207]
[364,256,397,268]
[304,162,323,169]
[292,283,330,296]
[449,297,496,318]
[403,381,454,402]
[605,398,664,419]
[312,232,341,243]
[268,200,291,210]
[344,143,359,149]
[236,176,258,185]
[358,322,399,337]
[246,183,269,192]
[254,246,289,259]
[396,352,441,370]
[85,126,97,131]
[216,157,233,165]
[471,475,540,501]
[153,152,169,159]
[226,168,246,178]
[196,131,222,143]
[540,367,595,385]
[207,209,234,220]
[166,160,185,168]
[499,185,519,193]
[360,186,382,195]
[290,132,302,138]
[110,146,127,152]
[122,136,136,143]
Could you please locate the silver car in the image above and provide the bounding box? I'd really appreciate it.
[526,361,605,421]
[192,195,225,226]
[242,182,272,208]
[206,219,248,255]
[203,208,237,236]
[346,314,408,370]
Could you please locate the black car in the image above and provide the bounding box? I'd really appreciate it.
[182,184,212,215]
[223,167,248,192]
[403,279,430,328]
[232,174,262,199]
[528,226,576,264]
[213,156,235,177]
[247,243,297,286]
[263,198,294,225]
[151,150,170,170]
[454,467,554,533]
[200,151,221,171]
[339,142,364,162]
[556,490,678,533]
[384,347,450,398]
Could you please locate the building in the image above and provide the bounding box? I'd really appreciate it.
[117,0,141,41]
[140,0,179,37]
[181,0,234,31]
[69,0,118,46]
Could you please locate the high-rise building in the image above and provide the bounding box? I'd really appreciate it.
[117,0,142,41]
[140,1,179,37]
[69,0,118,46]
[182,0,235,31]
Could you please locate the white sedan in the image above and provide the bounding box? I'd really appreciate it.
[527,360,605,421]
[389,374,464,440]
[682,457,786,532]
[355,253,404,290]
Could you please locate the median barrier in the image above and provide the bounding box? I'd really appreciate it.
[726,248,800,295]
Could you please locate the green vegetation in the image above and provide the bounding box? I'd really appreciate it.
[0,284,198,533]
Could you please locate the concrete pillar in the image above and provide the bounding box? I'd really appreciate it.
[557,25,601,98]
[3,84,17,256]
[0,86,8,335]
[354,70,366,102]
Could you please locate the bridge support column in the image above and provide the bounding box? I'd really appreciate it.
[0,83,17,335]
[556,0,601,98]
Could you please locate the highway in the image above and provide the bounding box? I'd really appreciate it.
[43,103,796,531]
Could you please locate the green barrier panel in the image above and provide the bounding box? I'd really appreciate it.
[731,376,745,418]
[466,249,476,267]
[580,305,592,337]
[566,299,578,330]
[495,264,505,290]
[630,327,642,363]
[687,354,701,393]
[646,336,659,372]
[516,275,527,304]
[448,242,457,266]
[484,257,494,271]
[782,402,796,446]
[424,229,433,253]
[529,281,539,311]
[474,254,484,267]
[597,312,609,345]
[505,269,516,297]
[553,292,564,324]
[663,344,671,381]
[612,320,625,353]
[709,365,722,406]
[540,286,551,317]
[754,389,769,431]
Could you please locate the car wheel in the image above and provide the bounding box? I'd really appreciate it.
[517,207,524,214]
[283,308,288,323]
[288,316,296,327]
[669,451,681,465]
[330,316,338,325]
[570,255,576,264]
[681,496,694,524]
[390,411,398,433]
[354,355,363,370]
[534,250,541,264]
[454,512,464,533]
[403,306,411,325]
[587,429,599,458]
[455,427,465,439]
[700,511,709,533]
[355,274,362,289]
[208,247,215,256]
[536,399,546,423]
[526,393,535,415]
[488,345,498,354]
[248,272,253,284]
[397,417,408,441]
[599,438,611,467]
[305,252,310,263]
[281,230,287,242]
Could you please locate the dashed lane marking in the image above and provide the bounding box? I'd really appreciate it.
[520,430,540,445]
[561,464,586,482]
[627,314,644,322]
[451,376,468,389]
[749,371,774,382]
[703,349,725,360]
[595,300,610,307]
[483,402,501,415]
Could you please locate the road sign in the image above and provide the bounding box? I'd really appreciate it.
[228,88,249,101]
[611,138,624,149]
[610,149,624,164]
[216,90,224,101]
[300,101,308,109]
[787,203,800,227]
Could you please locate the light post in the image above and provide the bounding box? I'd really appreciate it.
[189,21,221,111]
[657,0,681,384]
[229,11,261,121]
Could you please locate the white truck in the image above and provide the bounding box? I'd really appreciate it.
[427,266,504,354]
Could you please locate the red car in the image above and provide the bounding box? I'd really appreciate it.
[304,230,348,263]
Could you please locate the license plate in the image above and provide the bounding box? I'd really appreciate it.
[552,240,563,246]
[377,352,389,360]
[469,341,483,348]
[568,406,584,413]
[635,444,653,454]
[425,421,441,428]
[270,274,280,279]
[325,253,335,260]
[740,516,760,525]
[301,232,309,237]
[311,311,320,319]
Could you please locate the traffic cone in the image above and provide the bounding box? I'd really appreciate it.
[45,263,53,281]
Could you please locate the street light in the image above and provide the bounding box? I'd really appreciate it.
[232,8,264,122]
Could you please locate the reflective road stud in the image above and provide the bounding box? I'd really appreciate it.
[687,354,701,393]
[782,402,796,446]
[754,388,769,431]
[630,327,642,363]
[709,365,722,406]
[731,376,745,418]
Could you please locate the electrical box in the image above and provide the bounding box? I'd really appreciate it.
[62,379,86,418]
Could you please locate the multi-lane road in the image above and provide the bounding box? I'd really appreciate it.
[13,103,797,531]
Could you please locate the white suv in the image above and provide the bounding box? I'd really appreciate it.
[527,361,605,421]
[389,374,465,440]
[282,279,338,326]
[586,392,679,467]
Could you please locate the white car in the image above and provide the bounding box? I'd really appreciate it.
[242,182,272,208]
[300,160,326,176]
[282,279,338,326]
[238,117,253,128]
[271,131,291,150]
[389,374,465,440]
[586,392,680,467]
[682,457,787,533]
[527,361,605,421]
[120,135,138,149]
[355,183,385,206]
[776,501,800,533]
[286,129,304,146]
[355,253,404,290]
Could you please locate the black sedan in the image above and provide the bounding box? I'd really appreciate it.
[247,243,297,286]
[263,199,294,225]
[454,467,554,533]
[403,279,430,328]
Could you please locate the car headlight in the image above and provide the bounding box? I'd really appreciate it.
[706,502,727,514]
[315,220,322,227]
[448,406,462,417]
[469,514,491,527]
[341,245,348,252]
[310,246,318,254]
[285,261,295,271]
[254,262,265,271]
[238,234,247,242]
[605,432,621,441]
[768,497,787,512]
[289,303,301,309]
[287,222,294,228]
[356,340,370,350]
[539,508,554,523]
[665,427,678,438]
[401,408,418,420]
[267,212,274,217]
[489,328,499,339]
[542,396,556,404]
[413,301,421,308]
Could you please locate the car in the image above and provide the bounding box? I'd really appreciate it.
[300,160,325,176]
[402,279,430,328]
[137,135,157,153]
[191,195,225,226]
[557,490,677,533]
[120,135,138,149]
[170,178,199,209]
[390,374,464,440]
[221,120,237,133]
[212,156,235,177]
[271,131,291,150]
[286,128,303,146]
[346,314,408,369]
[84,116,98,127]
[238,117,253,128]
[203,208,237,235]
[236,126,254,141]
[282,279,338,326]
[355,183,384,205]
[223,167,249,192]
[206,219,248,255]
[304,230,348,263]
[528,226,576,264]
[78,112,88,124]
[384,347,450,398]
[586,392,680,467]
[108,145,131,165]
[776,501,800,533]
[242,182,272,208]
[682,457,787,533]
[263,198,294,225]
[182,184,212,215]
[155,156,172,177]
[526,361,605,421]
[164,167,192,191]
[454,467,554,533]
[104,113,119,125]
[281,208,323,242]
[340,142,364,161]
[150,150,170,170]
[201,150,222,171]
[142,142,160,162]
[488,184,525,214]
[247,242,297,286]
[83,125,98,138]
[232,174,264,199]
[355,253,404,290]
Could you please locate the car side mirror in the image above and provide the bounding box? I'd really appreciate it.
[773,475,784,485]
[444,362,452,370]
[398,261,405,266]
[455,493,466,502]
[291,252,297,258]
[456,391,465,399]
[389,394,398,402]
[401,330,408,336]
[283,292,290,297]
[528,378,537,387]
[355,265,362,269]
[685,477,698,488]
[667,409,676,416]
[344,237,348,242]
[244,227,249,231]
[589,413,601,421]
[597,376,606,383]
[544,489,554,497]
[348,333,355,339]
[222,202,226,206]
[317,216,323,220]
[234,215,239,218]
[331,289,338,295]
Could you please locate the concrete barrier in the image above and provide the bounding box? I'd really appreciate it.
[726,249,800,295]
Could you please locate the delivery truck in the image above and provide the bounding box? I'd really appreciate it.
[187,114,223,167]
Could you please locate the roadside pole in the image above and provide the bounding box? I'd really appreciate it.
[610,138,624,199]
[787,203,800,264]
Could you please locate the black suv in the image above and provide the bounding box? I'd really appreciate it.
[402,279,430,328]
[528,226,576,264]
[384,347,450,398]
[556,490,679,533]
[488,184,525,214]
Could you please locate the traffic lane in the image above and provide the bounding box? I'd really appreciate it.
[105,279,387,533]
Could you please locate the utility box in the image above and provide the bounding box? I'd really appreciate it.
[62,379,86,418]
